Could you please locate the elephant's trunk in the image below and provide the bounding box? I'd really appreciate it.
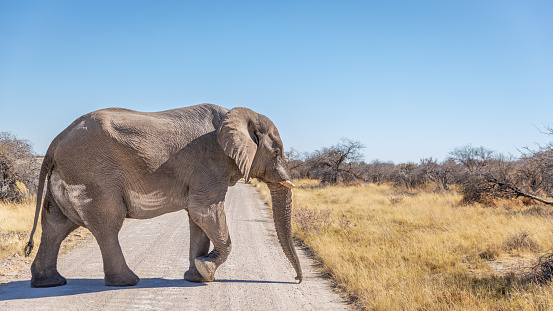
[267,182,302,283]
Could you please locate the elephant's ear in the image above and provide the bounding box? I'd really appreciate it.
[217,107,259,182]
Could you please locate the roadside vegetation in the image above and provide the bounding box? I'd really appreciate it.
[254,129,553,310]
[0,200,41,259]
[252,180,553,310]
[0,198,90,281]
[0,132,41,259]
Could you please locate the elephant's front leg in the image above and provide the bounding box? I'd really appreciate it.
[184,217,210,282]
[187,199,232,282]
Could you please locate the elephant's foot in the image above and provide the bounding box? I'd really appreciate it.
[184,267,209,283]
[31,271,67,288]
[194,257,217,282]
[104,269,140,287]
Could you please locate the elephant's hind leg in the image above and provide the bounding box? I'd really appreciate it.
[86,197,139,287]
[31,195,79,288]
[93,232,139,286]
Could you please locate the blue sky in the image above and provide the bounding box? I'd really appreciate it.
[1,1,552,163]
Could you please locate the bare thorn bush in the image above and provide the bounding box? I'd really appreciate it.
[503,232,540,253]
[479,243,502,260]
[292,205,333,232]
[337,215,351,229]
[530,253,553,284]
[0,132,40,202]
[388,197,404,205]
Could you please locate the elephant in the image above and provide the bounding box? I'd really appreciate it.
[25,103,302,287]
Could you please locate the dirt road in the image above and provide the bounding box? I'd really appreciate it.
[0,182,350,310]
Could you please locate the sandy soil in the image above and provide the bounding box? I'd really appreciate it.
[0,182,350,310]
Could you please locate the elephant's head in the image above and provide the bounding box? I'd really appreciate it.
[217,107,302,283]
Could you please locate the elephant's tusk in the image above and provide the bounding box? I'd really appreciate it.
[279,180,296,188]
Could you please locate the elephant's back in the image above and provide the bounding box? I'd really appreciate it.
[90,103,229,147]
[50,103,228,175]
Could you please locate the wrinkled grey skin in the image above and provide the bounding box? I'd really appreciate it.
[26,104,302,287]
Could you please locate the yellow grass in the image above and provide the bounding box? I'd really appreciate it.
[0,200,91,283]
[0,200,41,259]
[251,179,553,310]
[0,200,91,260]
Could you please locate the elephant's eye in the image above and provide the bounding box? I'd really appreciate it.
[274,148,281,156]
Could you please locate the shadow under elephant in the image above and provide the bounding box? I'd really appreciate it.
[0,277,205,301]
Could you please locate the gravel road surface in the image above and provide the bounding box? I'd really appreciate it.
[0,182,350,310]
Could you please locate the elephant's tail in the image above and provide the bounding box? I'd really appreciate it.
[24,154,54,257]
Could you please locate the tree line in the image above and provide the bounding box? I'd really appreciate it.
[286,135,553,205]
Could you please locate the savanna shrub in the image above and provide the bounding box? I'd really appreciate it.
[0,132,40,202]
[292,205,333,232]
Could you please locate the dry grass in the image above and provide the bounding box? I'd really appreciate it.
[0,200,41,259]
[251,179,553,310]
[0,200,92,282]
